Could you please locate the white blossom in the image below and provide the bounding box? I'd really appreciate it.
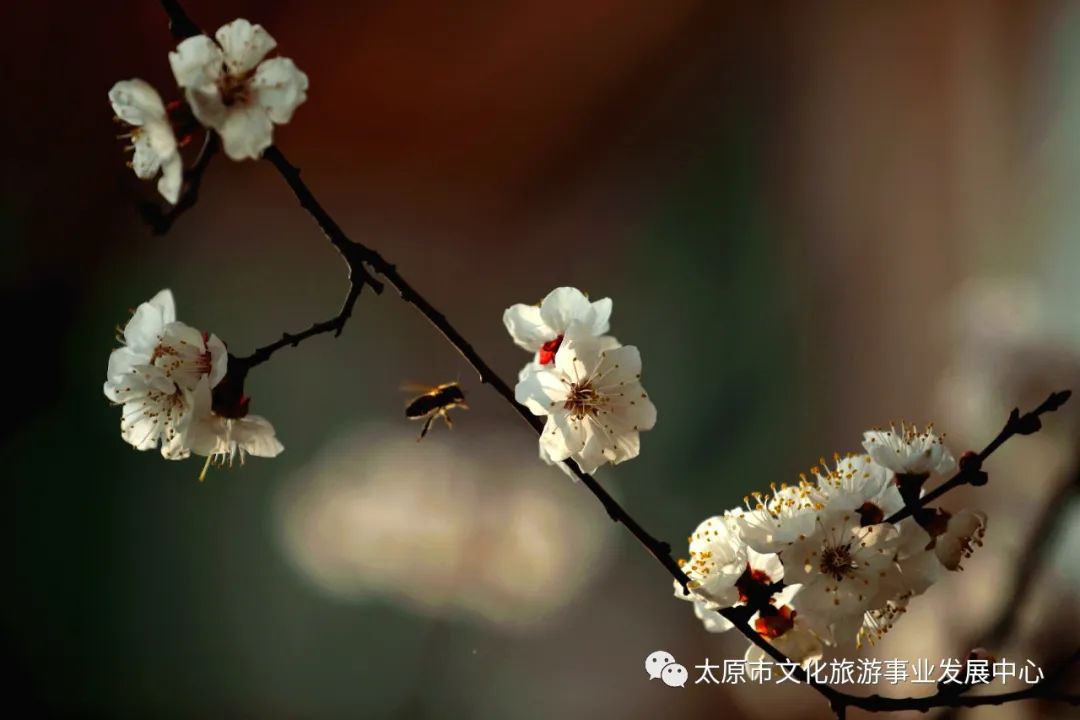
[683,543,790,635]
[693,578,824,668]
[810,453,895,513]
[855,593,912,648]
[104,364,196,459]
[104,289,227,458]
[892,523,942,595]
[783,507,904,627]
[108,288,176,366]
[187,378,284,481]
[109,79,182,203]
[931,509,987,571]
[504,287,614,373]
[735,482,820,554]
[672,425,989,659]
[673,514,747,611]
[514,336,656,474]
[862,423,956,476]
[169,19,309,160]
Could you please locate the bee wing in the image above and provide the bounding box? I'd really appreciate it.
[399,382,435,394]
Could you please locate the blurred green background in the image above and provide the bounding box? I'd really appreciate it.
[6,0,1079,717]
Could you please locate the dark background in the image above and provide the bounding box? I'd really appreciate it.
[6,1,1079,717]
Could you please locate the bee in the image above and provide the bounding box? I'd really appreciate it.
[403,382,468,440]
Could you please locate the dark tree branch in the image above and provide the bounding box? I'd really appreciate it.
[230,277,363,377]
[161,0,201,39]
[153,2,1076,716]
[139,133,218,234]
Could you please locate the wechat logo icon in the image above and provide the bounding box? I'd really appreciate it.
[645,650,688,688]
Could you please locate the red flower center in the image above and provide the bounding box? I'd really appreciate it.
[537,335,564,365]
[754,605,796,639]
[735,564,776,607]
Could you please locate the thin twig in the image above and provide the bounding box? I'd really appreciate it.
[161,0,201,38]
[153,2,1077,715]
[230,273,364,376]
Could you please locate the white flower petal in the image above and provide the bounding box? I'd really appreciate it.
[111,366,193,458]
[155,321,214,391]
[862,424,955,476]
[584,297,613,337]
[169,35,224,90]
[218,105,274,160]
[503,303,553,352]
[539,287,593,335]
[538,414,575,464]
[252,57,308,124]
[185,87,227,130]
[122,289,176,353]
[775,624,826,667]
[592,414,640,465]
[157,153,183,205]
[206,333,228,388]
[130,132,163,179]
[514,365,567,415]
[234,415,284,457]
[105,347,144,386]
[693,599,735,633]
[749,547,785,582]
[215,19,277,75]
[551,336,599,378]
[576,424,610,474]
[109,79,166,127]
[934,509,987,570]
[538,442,577,480]
[148,289,176,324]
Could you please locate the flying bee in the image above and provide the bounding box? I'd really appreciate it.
[403,382,468,440]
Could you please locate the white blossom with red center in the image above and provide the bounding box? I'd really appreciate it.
[679,534,792,633]
[676,418,994,658]
[514,336,656,475]
[108,79,183,204]
[503,286,614,377]
[169,18,309,161]
[673,517,823,665]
